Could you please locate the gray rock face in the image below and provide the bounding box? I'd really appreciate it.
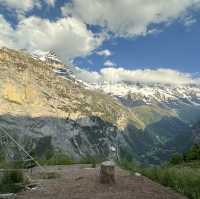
[0,114,121,160]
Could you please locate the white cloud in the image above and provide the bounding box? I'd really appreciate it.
[0,0,41,12]
[73,67,101,84]
[183,16,197,27]
[99,68,197,84]
[0,0,56,18]
[62,0,200,37]
[104,60,116,67]
[73,67,200,85]
[0,15,105,62]
[97,49,112,57]
[0,15,15,48]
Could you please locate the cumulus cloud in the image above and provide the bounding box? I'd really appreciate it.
[0,0,41,12]
[100,68,197,84]
[0,15,15,48]
[0,0,56,19]
[104,60,116,67]
[0,15,105,62]
[62,0,200,37]
[96,49,112,57]
[74,67,200,85]
[73,67,101,84]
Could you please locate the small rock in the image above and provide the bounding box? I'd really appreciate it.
[75,176,84,181]
[134,172,142,177]
[26,183,40,191]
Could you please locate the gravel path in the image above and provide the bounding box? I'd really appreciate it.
[16,165,187,199]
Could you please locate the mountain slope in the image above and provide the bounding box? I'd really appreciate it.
[0,47,143,161]
[0,47,198,164]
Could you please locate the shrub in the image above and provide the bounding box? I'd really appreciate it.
[0,170,25,193]
[2,170,24,184]
[0,151,5,163]
[185,144,200,161]
[169,154,183,165]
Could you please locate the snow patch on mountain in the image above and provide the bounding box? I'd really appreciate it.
[91,82,200,105]
[30,50,200,106]
[32,50,64,68]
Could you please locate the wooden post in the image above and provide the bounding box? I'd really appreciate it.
[100,161,115,184]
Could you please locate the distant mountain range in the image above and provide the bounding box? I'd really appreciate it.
[0,47,199,165]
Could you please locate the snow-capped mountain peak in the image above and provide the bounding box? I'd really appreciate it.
[32,50,64,68]
[82,81,200,107]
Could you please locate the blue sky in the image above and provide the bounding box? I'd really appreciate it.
[0,0,200,79]
[76,22,200,73]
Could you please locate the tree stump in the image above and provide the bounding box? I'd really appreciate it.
[100,161,115,184]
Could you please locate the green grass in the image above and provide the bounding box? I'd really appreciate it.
[141,166,200,199]
[118,153,200,199]
[79,155,105,168]
[39,153,74,166]
[118,158,140,172]
[133,105,176,127]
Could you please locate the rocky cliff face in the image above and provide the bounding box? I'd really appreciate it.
[0,47,140,162]
[0,47,197,165]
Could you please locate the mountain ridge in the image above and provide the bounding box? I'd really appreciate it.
[0,47,199,164]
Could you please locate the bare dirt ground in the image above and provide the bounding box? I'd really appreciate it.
[16,165,187,199]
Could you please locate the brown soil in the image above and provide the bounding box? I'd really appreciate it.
[16,165,187,199]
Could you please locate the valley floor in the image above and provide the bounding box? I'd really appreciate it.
[16,165,187,199]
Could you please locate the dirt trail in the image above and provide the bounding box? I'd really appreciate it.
[16,165,187,199]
